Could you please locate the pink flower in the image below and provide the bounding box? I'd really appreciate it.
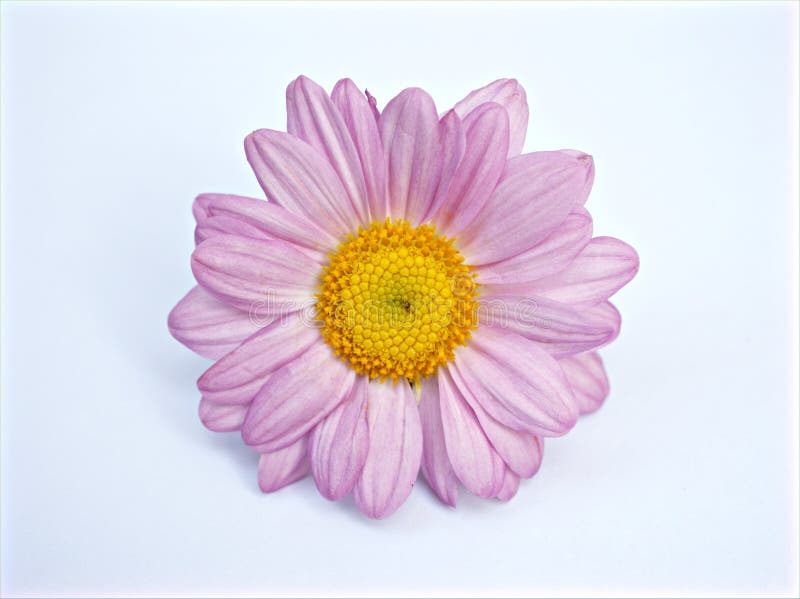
[168,76,639,518]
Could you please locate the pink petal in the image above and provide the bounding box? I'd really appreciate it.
[559,149,595,204]
[454,78,529,157]
[379,88,443,224]
[438,369,505,499]
[417,376,459,507]
[242,342,355,452]
[353,381,423,519]
[244,129,357,238]
[433,103,509,237]
[193,193,337,254]
[366,89,380,121]
[560,351,610,415]
[258,435,310,493]
[286,76,370,225]
[198,397,248,432]
[493,467,521,501]
[309,376,369,501]
[191,234,319,314]
[524,236,640,309]
[331,78,388,221]
[422,109,465,226]
[195,215,270,245]
[459,151,595,265]
[587,301,622,348]
[455,374,543,478]
[477,294,617,359]
[168,286,261,360]
[197,314,319,405]
[474,209,592,286]
[451,327,578,437]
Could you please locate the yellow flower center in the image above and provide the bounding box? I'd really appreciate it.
[316,219,479,383]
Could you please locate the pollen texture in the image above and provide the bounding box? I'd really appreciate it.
[316,219,479,382]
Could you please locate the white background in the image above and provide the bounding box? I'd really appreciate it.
[2,1,798,596]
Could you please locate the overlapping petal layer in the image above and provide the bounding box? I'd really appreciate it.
[457,151,595,264]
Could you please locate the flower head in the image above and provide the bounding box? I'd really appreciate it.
[169,75,639,518]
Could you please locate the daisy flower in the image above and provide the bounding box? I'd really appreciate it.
[168,76,638,518]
